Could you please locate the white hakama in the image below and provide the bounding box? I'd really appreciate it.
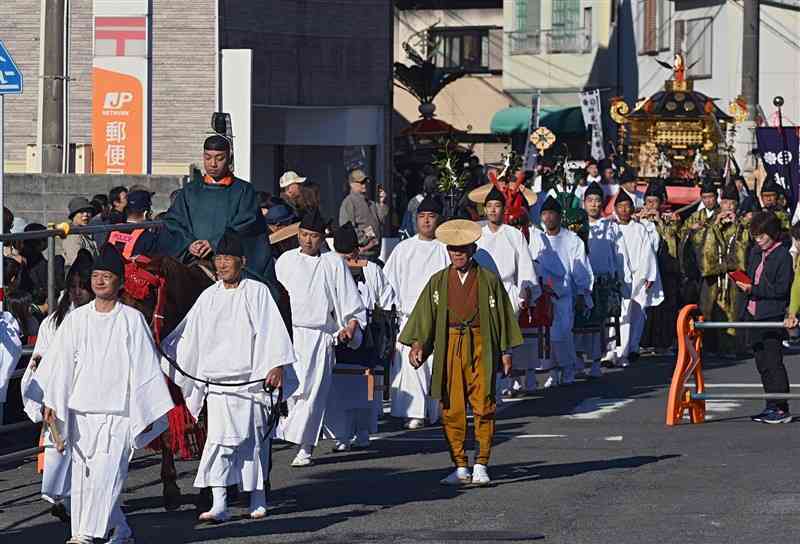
[325,261,395,445]
[575,218,621,362]
[475,224,540,393]
[21,311,72,505]
[276,250,366,449]
[536,228,594,382]
[608,220,664,363]
[37,301,173,541]
[162,279,295,494]
[383,235,450,422]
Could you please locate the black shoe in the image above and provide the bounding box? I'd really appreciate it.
[751,408,773,422]
[163,480,182,511]
[50,502,69,523]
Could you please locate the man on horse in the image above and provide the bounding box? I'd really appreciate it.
[157,135,279,298]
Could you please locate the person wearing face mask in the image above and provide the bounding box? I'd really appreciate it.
[739,212,793,424]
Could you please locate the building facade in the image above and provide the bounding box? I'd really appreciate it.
[1,0,393,220]
[394,0,510,163]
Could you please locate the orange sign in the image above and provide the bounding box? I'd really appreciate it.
[91,67,144,174]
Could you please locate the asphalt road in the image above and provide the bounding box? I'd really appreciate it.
[3,351,800,543]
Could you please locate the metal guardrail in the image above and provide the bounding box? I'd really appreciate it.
[0,220,164,312]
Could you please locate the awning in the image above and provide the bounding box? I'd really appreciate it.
[490,106,587,136]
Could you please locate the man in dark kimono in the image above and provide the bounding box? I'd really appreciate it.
[399,219,522,487]
[158,135,278,298]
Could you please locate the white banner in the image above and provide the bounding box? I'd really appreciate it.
[580,90,605,161]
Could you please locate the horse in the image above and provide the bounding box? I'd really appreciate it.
[119,255,214,510]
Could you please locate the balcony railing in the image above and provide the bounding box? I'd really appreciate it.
[508,28,592,55]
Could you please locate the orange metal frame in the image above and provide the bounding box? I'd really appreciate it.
[665,304,707,425]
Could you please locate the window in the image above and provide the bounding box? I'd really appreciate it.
[552,0,580,30]
[430,27,501,74]
[674,17,713,79]
[639,0,670,55]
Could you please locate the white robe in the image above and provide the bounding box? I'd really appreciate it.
[475,224,540,314]
[575,218,622,359]
[609,220,664,360]
[383,235,450,421]
[36,301,173,540]
[325,261,396,441]
[0,311,22,404]
[275,249,367,447]
[536,228,594,371]
[161,279,295,490]
[21,309,73,503]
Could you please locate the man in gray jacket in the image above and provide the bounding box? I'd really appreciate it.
[339,169,384,261]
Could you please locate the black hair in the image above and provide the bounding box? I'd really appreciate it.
[109,186,128,205]
[256,191,271,209]
[3,207,13,234]
[749,211,783,241]
[54,264,94,328]
[204,134,231,152]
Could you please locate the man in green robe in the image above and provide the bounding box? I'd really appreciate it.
[399,219,522,487]
[158,135,278,298]
[694,183,751,355]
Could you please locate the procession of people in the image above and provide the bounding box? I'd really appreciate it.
[9,131,800,543]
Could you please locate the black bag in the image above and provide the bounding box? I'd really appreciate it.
[335,305,399,368]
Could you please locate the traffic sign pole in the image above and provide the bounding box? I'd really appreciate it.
[0,40,25,313]
[1,93,4,311]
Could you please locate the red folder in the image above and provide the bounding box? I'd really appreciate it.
[728,270,752,285]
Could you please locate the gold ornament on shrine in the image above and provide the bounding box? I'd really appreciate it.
[608,53,733,180]
[530,127,556,151]
[728,96,749,124]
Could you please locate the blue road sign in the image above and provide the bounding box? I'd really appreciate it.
[0,41,23,94]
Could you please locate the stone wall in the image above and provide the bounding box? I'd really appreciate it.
[4,173,183,226]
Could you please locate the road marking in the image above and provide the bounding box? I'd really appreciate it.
[604,435,623,441]
[683,399,742,420]
[511,434,567,439]
[563,398,635,420]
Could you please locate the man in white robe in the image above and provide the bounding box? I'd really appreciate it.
[474,187,540,395]
[21,249,95,522]
[161,231,295,522]
[325,223,396,451]
[606,190,664,366]
[536,196,594,386]
[384,195,450,428]
[275,210,367,466]
[38,244,173,544]
[575,182,621,377]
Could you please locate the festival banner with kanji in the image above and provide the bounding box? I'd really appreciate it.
[756,127,800,207]
[91,2,149,174]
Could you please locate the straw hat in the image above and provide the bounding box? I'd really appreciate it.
[435,219,482,246]
[467,182,537,206]
[269,222,300,244]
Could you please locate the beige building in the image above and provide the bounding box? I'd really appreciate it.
[394,0,511,163]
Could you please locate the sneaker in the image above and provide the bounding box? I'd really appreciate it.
[331,441,351,453]
[290,449,313,467]
[761,410,793,424]
[439,467,471,486]
[751,409,773,423]
[471,464,490,486]
[407,418,425,430]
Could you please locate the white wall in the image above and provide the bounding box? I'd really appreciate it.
[221,49,252,181]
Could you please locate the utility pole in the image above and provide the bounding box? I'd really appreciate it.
[741,0,759,119]
[38,0,66,173]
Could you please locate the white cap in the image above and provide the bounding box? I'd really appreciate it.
[279,171,307,189]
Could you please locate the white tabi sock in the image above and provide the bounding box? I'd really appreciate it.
[209,486,228,516]
[249,489,267,515]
